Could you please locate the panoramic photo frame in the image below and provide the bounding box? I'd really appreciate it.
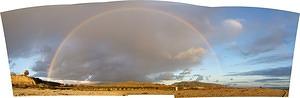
[0,0,300,98]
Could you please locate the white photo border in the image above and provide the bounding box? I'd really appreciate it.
[1,0,299,98]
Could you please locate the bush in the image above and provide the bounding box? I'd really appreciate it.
[24,70,29,76]
[11,72,16,76]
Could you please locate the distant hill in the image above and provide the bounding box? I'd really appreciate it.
[267,87,289,90]
[11,74,225,89]
[31,77,62,86]
[93,81,170,87]
[172,81,225,88]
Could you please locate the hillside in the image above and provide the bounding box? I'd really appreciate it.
[11,75,36,87]
[11,75,62,88]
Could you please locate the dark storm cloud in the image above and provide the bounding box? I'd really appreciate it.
[2,6,81,59]
[2,1,220,81]
[31,46,54,77]
[2,4,105,77]
[32,60,49,72]
[143,1,216,35]
[2,1,146,59]
[11,1,216,81]
[226,66,291,77]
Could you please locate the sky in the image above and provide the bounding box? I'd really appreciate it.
[1,1,299,88]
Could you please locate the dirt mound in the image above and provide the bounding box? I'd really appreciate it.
[11,75,36,87]
[11,75,62,88]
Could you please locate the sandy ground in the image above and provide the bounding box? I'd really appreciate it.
[13,88,288,97]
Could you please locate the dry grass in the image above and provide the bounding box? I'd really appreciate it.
[11,75,36,87]
[13,87,288,97]
[11,76,288,97]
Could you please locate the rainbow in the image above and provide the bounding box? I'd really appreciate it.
[47,7,222,78]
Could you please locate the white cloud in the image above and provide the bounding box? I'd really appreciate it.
[203,19,244,44]
[174,48,205,62]
[222,19,243,34]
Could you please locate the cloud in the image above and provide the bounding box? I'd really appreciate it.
[226,66,291,77]
[254,78,289,83]
[193,74,204,81]
[245,35,283,56]
[262,84,289,87]
[239,28,293,57]
[47,6,209,81]
[2,2,101,76]
[234,53,293,66]
[153,68,208,81]
[223,13,297,59]
[2,6,83,59]
[8,59,16,69]
[32,72,48,77]
[229,81,250,84]
[227,29,295,67]
[155,72,175,80]
[154,69,204,81]
[2,1,214,82]
[222,19,243,34]
[175,69,192,80]
[203,19,244,44]
[31,46,54,77]
[32,61,49,73]
[173,48,205,62]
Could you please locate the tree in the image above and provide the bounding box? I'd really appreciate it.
[24,70,29,76]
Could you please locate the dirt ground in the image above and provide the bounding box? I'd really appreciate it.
[13,87,288,97]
